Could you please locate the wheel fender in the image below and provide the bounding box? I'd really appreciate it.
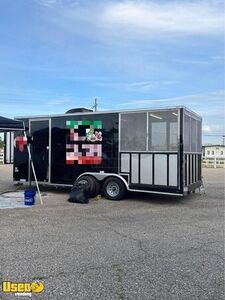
[76,173,128,190]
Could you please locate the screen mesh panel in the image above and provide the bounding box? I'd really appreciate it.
[184,112,202,153]
[151,122,166,150]
[120,110,179,152]
[191,118,197,152]
[184,114,191,152]
[149,110,178,151]
[197,120,202,152]
[120,113,147,151]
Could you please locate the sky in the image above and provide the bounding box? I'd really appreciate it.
[0,0,224,144]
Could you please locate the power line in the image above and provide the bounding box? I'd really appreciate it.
[203,134,224,136]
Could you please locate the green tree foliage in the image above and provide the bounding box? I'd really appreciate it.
[0,136,4,149]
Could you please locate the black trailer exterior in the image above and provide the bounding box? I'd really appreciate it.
[13,107,202,199]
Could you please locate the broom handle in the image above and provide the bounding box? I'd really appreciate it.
[23,123,43,205]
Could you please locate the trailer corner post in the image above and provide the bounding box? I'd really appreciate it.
[179,108,184,194]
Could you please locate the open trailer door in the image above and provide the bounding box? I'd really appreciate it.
[29,119,50,183]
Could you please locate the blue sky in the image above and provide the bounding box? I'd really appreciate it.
[0,0,224,143]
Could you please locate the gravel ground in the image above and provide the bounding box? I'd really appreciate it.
[0,165,224,300]
[0,164,18,194]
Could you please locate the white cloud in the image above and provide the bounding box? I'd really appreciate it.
[35,0,58,7]
[114,90,224,139]
[202,124,224,135]
[202,125,212,133]
[35,0,80,10]
[46,98,72,105]
[211,55,224,61]
[101,1,224,36]
[95,80,175,91]
[118,90,224,107]
[36,0,224,41]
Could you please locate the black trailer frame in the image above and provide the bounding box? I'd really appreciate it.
[13,106,202,198]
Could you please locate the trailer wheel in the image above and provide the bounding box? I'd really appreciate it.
[76,176,100,198]
[102,177,126,200]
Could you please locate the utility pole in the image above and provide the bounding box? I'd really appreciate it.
[92,98,98,112]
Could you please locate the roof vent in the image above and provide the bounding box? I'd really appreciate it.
[65,108,93,114]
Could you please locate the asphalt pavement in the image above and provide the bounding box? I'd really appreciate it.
[0,165,224,299]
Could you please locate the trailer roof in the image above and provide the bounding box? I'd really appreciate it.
[15,106,201,120]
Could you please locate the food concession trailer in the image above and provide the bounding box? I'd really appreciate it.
[13,107,202,200]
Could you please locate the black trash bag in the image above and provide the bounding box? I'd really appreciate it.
[68,183,90,204]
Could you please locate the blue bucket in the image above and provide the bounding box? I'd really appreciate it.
[24,190,36,206]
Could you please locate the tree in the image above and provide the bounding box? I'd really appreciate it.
[0,136,4,149]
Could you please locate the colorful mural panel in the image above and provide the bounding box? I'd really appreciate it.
[66,120,102,165]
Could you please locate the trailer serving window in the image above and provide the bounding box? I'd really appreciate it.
[148,110,178,151]
[120,109,178,152]
[120,112,147,151]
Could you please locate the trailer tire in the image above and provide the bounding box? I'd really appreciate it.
[102,177,126,200]
[75,176,100,198]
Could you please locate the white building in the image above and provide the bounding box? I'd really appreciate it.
[202,145,225,168]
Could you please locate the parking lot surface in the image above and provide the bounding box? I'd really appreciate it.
[0,165,224,299]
